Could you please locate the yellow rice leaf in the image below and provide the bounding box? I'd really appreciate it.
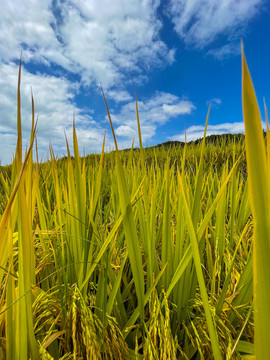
[242,43,270,359]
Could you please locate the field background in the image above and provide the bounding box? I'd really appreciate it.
[0,50,268,360]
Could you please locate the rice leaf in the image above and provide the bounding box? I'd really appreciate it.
[242,43,270,359]
[178,170,222,360]
[102,88,145,322]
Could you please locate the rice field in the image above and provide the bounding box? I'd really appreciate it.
[0,46,268,359]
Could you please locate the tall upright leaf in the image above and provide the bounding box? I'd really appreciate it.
[102,88,145,322]
[242,43,270,359]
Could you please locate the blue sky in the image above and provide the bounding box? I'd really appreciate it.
[0,0,269,165]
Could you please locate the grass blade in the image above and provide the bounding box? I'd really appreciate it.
[178,170,222,360]
[242,43,270,359]
[102,88,145,322]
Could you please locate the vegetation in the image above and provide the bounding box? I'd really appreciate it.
[0,47,267,359]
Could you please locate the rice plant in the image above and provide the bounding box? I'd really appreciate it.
[0,45,264,359]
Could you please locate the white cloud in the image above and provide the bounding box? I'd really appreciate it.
[2,0,261,163]
[0,0,179,163]
[210,98,222,105]
[168,0,263,56]
[0,133,18,166]
[0,0,181,163]
[206,98,222,108]
[107,91,195,145]
[170,122,245,142]
[162,101,194,115]
[57,0,175,87]
[115,125,136,138]
[207,43,241,59]
[0,1,73,69]
[0,63,194,164]
[0,62,107,164]
[107,90,133,102]
[0,0,175,88]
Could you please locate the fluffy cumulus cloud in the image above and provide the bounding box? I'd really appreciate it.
[0,0,175,88]
[0,61,195,163]
[110,91,195,144]
[206,97,222,108]
[0,0,179,163]
[0,1,72,69]
[107,90,133,103]
[170,122,246,142]
[58,0,176,87]
[0,0,265,163]
[0,62,105,164]
[115,125,136,138]
[168,0,263,57]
